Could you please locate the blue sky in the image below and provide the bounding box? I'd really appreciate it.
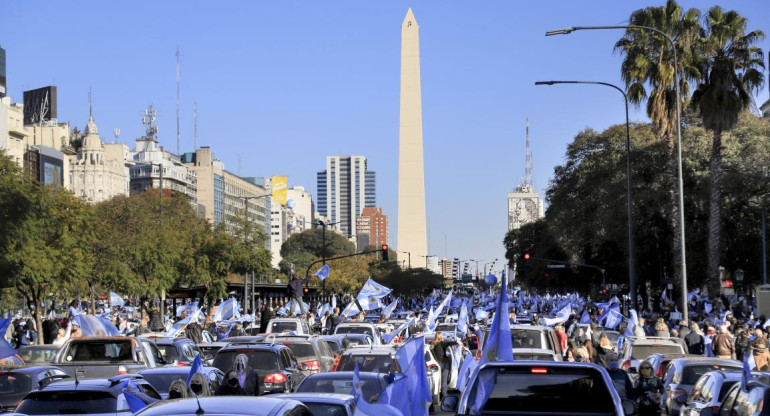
[3,1,769,273]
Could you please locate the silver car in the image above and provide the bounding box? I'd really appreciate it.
[271,393,355,416]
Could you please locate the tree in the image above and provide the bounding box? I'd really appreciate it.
[280,228,355,259]
[690,6,765,291]
[615,0,702,296]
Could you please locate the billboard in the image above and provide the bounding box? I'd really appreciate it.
[23,86,57,125]
[271,176,288,206]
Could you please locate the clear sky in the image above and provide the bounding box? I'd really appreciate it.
[3,1,769,274]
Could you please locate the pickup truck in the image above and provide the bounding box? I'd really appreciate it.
[52,336,165,380]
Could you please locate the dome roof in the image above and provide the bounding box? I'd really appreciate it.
[81,116,103,151]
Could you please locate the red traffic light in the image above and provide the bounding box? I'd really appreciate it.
[304,288,309,293]
[382,244,388,251]
[524,253,530,260]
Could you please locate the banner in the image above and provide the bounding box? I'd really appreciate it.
[272,176,288,206]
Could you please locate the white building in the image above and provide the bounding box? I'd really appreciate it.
[0,96,27,166]
[69,116,130,203]
[316,155,376,237]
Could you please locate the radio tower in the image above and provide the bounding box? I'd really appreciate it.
[176,46,181,155]
[523,117,534,191]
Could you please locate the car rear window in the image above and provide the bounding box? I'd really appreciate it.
[630,345,684,360]
[277,341,317,360]
[336,327,373,336]
[0,373,31,395]
[155,345,179,362]
[65,341,134,362]
[271,321,298,333]
[298,376,383,400]
[336,354,397,373]
[682,365,742,385]
[305,403,348,416]
[510,329,544,349]
[513,352,556,361]
[17,391,116,414]
[19,348,57,364]
[140,373,186,394]
[213,350,280,373]
[343,337,369,347]
[471,366,614,414]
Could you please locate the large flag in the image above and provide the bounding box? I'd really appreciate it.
[213,298,239,322]
[341,301,361,318]
[352,364,403,415]
[470,270,512,415]
[541,303,571,327]
[73,314,120,336]
[579,310,591,325]
[0,317,18,360]
[358,278,392,300]
[357,296,384,311]
[176,301,199,317]
[625,309,639,337]
[382,299,399,320]
[456,352,478,391]
[379,336,431,416]
[434,290,453,317]
[187,354,205,387]
[166,307,204,337]
[601,306,623,330]
[314,264,330,281]
[457,300,469,335]
[109,292,124,307]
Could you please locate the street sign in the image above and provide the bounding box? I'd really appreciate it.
[461,273,473,283]
[546,264,566,269]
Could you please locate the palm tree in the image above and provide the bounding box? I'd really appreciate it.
[614,0,701,292]
[691,6,765,290]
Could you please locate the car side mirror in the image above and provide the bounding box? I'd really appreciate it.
[441,395,459,412]
[621,399,636,415]
[675,394,688,405]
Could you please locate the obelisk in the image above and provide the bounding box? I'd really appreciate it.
[397,8,428,264]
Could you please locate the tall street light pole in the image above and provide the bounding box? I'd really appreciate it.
[399,251,412,268]
[242,194,271,313]
[535,80,637,310]
[317,220,342,298]
[546,24,688,321]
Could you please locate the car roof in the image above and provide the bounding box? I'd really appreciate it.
[139,366,220,375]
[669,357,742,367]
[336,323,376,327]
[271,392,355,403]
[343,346,397,355]
[269,318,302,322]
[19,345,59,351]
[304,371,385,380]
[219,343,285,352]
[135,396,304,416]
[511,348,557,355]
[510,325,553,331]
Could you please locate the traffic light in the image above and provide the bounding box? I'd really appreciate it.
[522,253,531,273]
[381,244,389,261]
[524,253,530,260]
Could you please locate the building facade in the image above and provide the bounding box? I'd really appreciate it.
[355,207,388,248]
[0,96,26,166]
[316,155,375,237]
[68,116,129,203]
[508,119,544,230]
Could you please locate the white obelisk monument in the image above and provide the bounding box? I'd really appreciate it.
[397,8,428,265]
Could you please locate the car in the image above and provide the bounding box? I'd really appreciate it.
[334,323,381,345]
[619,336,687,375]
[212,343,303,394]
[17,346,59,366]
[717,378,770,416]
[680,369,744,416]
[423,344,443,407]
[642,352,688,378]
[265,318,312,335]
[138,366,224,399]
[0,354,25,369]
[319,335,347,357]
[271,393,355,416]
[335,333,374,349]
[511,348,561,361]
[271,335,336,375]
[196,342,229,362]
[659,357,742,416]
[0,366,69,412]
[134,396,312,416]
[143,337,202,366]
[332,345,400,373]
[479,325,564,361]
[52,336,165,380]
[440,361,635,416]
[295,371,390,402]
[15,374,162,416]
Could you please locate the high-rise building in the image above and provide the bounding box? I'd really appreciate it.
[440,258,453,280]
[508,118,544,230]
[355,207,388,248]
[316,155,375,237]
[69,115,130,203]
[397,8,428,262]
[0,46,6,99]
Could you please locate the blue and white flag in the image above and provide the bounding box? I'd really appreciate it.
[314,264,330,281]
[382,299,399,320]
[121,379,156,413]
[386,336,432,416]
[601,306,623,330]
[73,314,120,336]
[109,292,124,307]
[542,303,571,327]
[579,310,591,324]
[625,309,639,337]
[457,300,469,335]
[434,290,453,317]
[186,354,205,387]
[213,298,239,322]
[358,278,392,300]
[342,301,361,318]
[357,295,384,311]
[0,317,18,360]
[166,307,204,337]
[383,317,415,344]
[475,309,490,321]
[176,301,199,317]
[456,352,477,391]
[742,346,755,390]
[332,295,337,310]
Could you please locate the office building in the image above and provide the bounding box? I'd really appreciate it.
[69,115,130,203]
[355,207,388,248]
[317,155,375,237]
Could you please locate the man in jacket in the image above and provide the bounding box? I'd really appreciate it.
[287,275,310,316]
[685,324,705,355]
[711,325,735,359]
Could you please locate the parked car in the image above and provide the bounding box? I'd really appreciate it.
[680,369,743,416]
[134,396,312,416]
[271,335,336,375]
[17,346,59,366]
[479,325,564,360]
[212,343,303,394]
[196,342,229,362]
[0,366,69,412]
[143,337,202,366]
[15,374,161,416]
[333,323,381,345]
[138,366,224,399]
[265,318,311,335]
[271,393,355,416]
[717,378,770,416]
[619,336,687,375]
[642,353,688,378]
[440,361,635,416]
[332,345,400,373]
[659,357,742,416]
[52,337,164,379]
[295,371,389,402]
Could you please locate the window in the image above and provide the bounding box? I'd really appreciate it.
[17,391,117,415]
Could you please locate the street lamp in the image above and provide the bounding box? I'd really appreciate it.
[417,254,436,269]
[535,80,637,310]
[398,251,412,268]
[316,220,342,298]
[546,24,688,320]
[469,259,485,281]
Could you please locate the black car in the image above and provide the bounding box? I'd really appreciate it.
[138,366,224,399]
[272,336,336,375]
[143,337,201,366]
[134,396,312,416]
[15,374,161,415]
[0,366,69,412]
[212,343,304,394]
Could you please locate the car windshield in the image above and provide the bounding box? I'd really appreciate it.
[271,322,298,333]
[0,373,31,395]
[344,337,370,347]
[336,327,373,336]
[155,345,179,362]
[19,348,57,363]
[510,329,544,349]
[682,365,741,385]
[65,341,133,362]
[213,350,280,373]
[336,354,397,373]
[298,376,382,399]
[17,391,116,415]
[140,373,187,394]
[630,345,684,360]
[305,403,348,416]
[277,341,316,360]
[470,366,615,414]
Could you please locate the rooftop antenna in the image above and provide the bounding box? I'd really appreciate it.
[193,101,198,150]
[113,127,120,143]
[142,105,158,142]
[524,117,533,190]
[176,46,181,155]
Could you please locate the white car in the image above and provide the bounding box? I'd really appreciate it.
[265,318,311,335]
[424,346,442,408]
